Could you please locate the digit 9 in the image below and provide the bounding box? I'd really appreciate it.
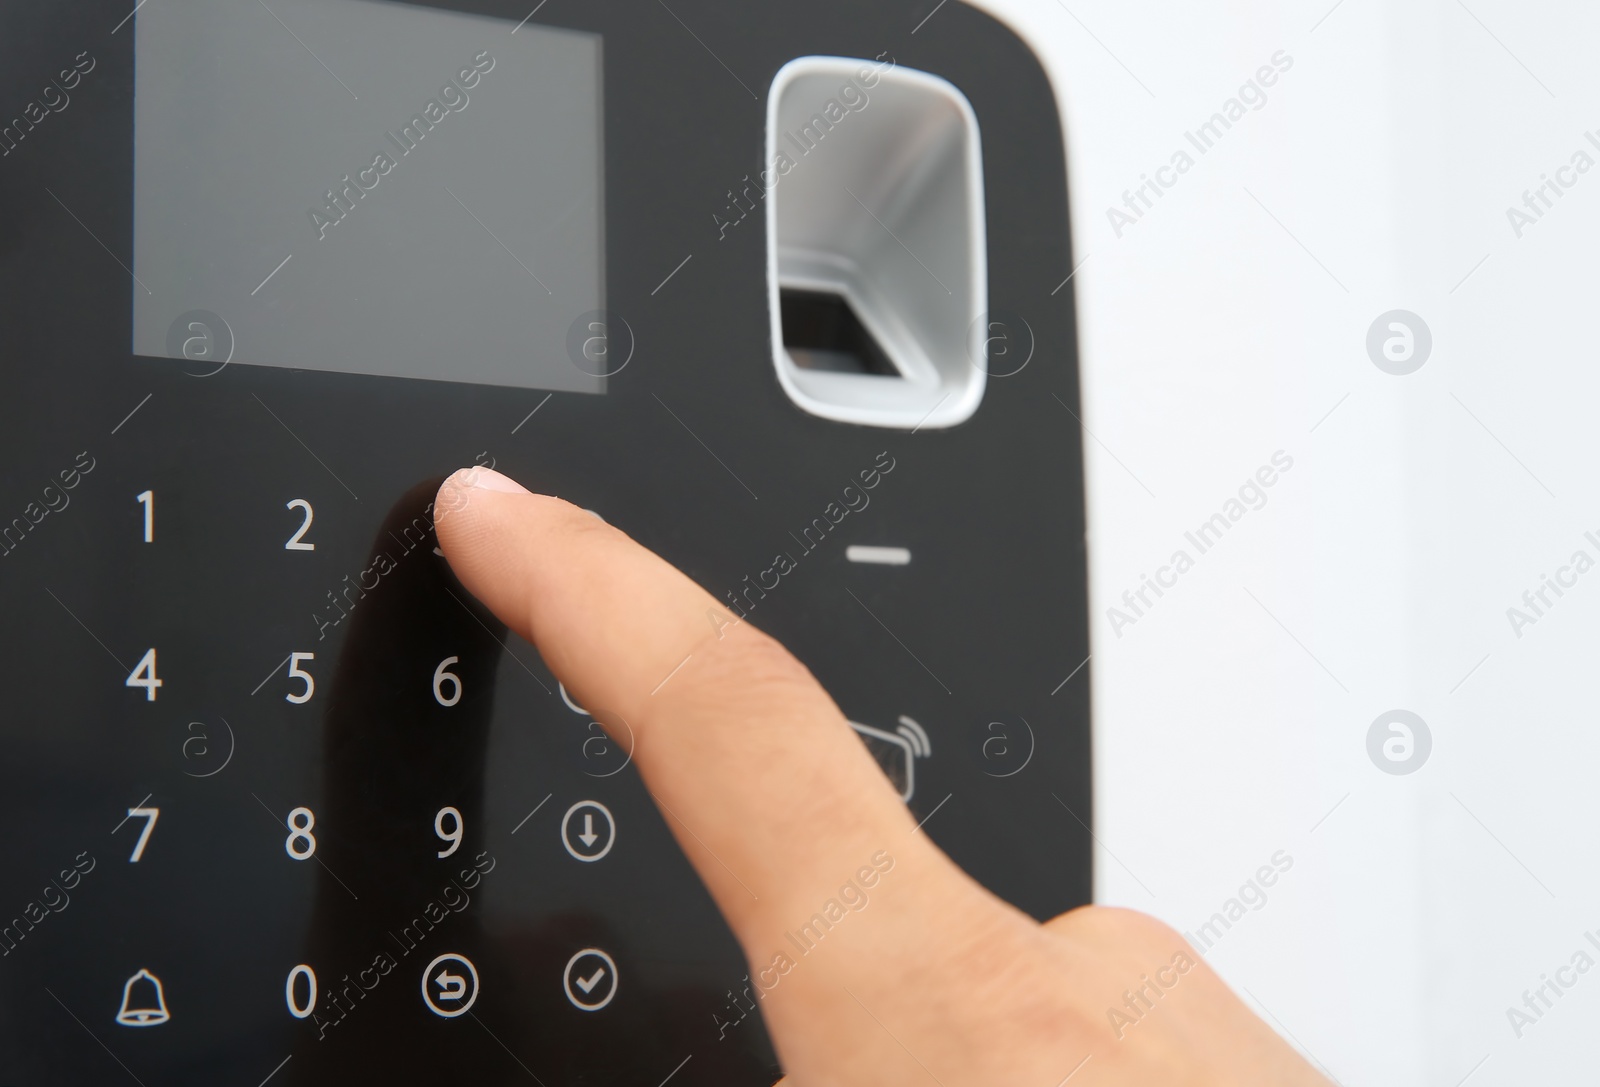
[435,806,463,859]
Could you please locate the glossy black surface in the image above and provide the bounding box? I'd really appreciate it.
[0,1,1090,1083]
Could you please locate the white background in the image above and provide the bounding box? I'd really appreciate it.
[969,0,1600,1083]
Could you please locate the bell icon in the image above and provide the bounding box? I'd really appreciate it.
[115,968,171,1027]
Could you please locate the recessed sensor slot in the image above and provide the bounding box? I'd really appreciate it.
[780,288,901,376]
[767,57,986,429]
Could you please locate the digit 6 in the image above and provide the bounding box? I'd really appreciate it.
[433,657,462,707]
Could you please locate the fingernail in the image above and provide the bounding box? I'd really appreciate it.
[462,467,530,494]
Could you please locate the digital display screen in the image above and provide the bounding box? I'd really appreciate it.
[132,0,605,393]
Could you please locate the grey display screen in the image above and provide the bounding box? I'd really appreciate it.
[132,0,605,393]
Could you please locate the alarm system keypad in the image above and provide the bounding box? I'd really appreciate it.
[117,483,627,1022]
[4,442,959,1083]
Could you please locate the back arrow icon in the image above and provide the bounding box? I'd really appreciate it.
[579,813,599,847]
[435,971,466,1000]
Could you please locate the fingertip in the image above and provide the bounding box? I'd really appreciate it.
[436,465,532,513]
[468,466,533,494]
[432,470,607,618]
[436,467,544,550]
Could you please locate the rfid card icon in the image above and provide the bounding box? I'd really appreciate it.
[849,716,931,802]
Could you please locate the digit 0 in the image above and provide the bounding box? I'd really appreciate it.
[286,964,317,1019]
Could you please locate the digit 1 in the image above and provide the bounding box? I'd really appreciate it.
[136,490,153,543]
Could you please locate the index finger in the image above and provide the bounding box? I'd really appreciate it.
[433,467,968,948]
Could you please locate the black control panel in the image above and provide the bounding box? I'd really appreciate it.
[0,1,1091,1083]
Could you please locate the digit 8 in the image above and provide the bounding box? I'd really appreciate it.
[285,807,317,860]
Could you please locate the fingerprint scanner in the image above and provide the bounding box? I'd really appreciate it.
[767,57,987,429]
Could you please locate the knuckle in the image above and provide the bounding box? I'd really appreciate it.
[1047,904,1188,954]
[692,623,822,708]
[637,620,842,750]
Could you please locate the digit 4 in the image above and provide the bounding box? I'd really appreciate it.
[126,648,163,701]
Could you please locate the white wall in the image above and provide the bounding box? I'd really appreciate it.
[973,0,1600,1082]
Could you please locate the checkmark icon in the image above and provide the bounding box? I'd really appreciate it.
[564,947,618,1011]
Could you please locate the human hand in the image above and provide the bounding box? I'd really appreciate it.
[434,467,1330,1086]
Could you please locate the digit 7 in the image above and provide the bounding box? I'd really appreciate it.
[125,806,160,863]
